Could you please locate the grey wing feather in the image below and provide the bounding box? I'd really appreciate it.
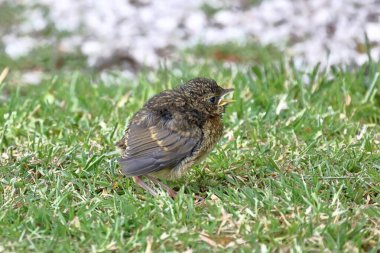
[118,123,200,176]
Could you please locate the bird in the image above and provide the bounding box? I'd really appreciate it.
[116,77,234,203]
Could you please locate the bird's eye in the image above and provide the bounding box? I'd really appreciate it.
[209,96,217,104]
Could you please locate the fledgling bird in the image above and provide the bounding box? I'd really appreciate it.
[116,77,234,201]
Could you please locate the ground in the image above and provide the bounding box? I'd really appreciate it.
[0,47,380,252]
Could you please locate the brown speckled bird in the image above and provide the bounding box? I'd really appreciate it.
[116,77,234,201]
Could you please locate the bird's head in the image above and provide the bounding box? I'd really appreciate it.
[179,77,234,117]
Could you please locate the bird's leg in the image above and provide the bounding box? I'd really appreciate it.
[146,176,205,205]
[133,176,158,196]
[145,176,177,198]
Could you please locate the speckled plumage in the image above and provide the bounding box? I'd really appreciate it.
[116,77,233,198]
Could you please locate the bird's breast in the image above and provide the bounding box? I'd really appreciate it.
[196,117,224,159]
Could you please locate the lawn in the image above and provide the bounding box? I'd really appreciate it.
[0,54,380,252]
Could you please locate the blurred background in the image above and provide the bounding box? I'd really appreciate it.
[0,0,379,83]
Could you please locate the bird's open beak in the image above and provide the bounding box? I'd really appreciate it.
[218,88,235,106]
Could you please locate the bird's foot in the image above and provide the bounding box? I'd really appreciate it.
[146,175,177,198]
[145,176,205,205]
[133,176,158,196]
[194,195,205,206]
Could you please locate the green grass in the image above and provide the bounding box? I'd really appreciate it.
[1,57,380,252]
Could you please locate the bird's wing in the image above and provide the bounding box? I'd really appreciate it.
[118,123,201,176]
